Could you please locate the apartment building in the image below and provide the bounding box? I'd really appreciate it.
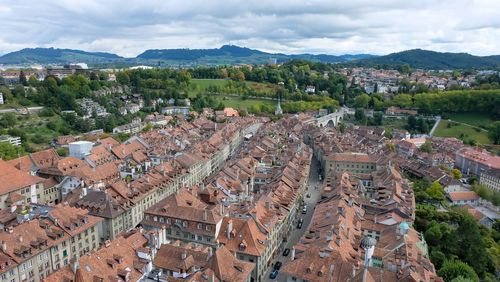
[142,189,223,247]
[0,204,101,282]
[455,147,500,176]
[0,160,44,209]
[323,152,377,176]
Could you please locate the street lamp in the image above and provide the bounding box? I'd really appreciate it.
[360,236,377,282]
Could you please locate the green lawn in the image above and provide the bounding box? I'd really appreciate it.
[188,79,277,98]
[188,79,229,97]
[447,112,494,128]
[214,95,274,110]
[434,119,492,144]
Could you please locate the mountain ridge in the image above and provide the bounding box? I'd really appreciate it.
[0,46,499,69]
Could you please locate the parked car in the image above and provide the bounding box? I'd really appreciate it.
[269,269,279,279]
[283,248,290,256]
[274,261,283,270]
[306,193,311,198]
[297,221,303,229]
[301,207,307,214]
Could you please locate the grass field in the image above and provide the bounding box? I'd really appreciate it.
[434,119,491,144]
[446,112,494,128]
[188,79,277,98]
[214,95,274,110]
[188,79,228,97]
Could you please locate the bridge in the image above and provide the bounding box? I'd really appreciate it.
[316,108,345,127]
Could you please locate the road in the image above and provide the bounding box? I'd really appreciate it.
[429,116,441,137]
[0,106,44,114]
[263,157,324,282]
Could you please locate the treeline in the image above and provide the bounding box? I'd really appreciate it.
[188,60,348,102]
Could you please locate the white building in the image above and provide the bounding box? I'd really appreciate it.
[69,141,94,159]
[0,135,21,146]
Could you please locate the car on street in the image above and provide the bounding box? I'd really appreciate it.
[302,205,307,214]
[269,269,279,279]
[274,261,283,270]
[306,193,311,198]
[283,248,290,256]
[297,221,303,229]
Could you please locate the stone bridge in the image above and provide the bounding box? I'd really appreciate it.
[316,108,345,127]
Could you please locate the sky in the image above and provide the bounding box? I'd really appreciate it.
[0,0,498,57]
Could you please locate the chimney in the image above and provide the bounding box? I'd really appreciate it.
[18,236,23,243]
[181,251,187,260]
[220,202,225,216]
[374,214,378,224]
[291,247,296,260]
[226,220,233,239]
[207,247,213,260]
[203,208,208,221]
[1,241,6,252]
[71,257,80,274]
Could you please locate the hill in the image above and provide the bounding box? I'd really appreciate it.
[137,45,374,65]
[350,49,500,69]
[0,47,124,65]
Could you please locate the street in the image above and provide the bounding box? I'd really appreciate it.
[263,157,324,282]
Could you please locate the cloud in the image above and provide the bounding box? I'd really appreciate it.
[0,0,498,57]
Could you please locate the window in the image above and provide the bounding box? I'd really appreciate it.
[197,223,202,229]
[206,225,211,231]
[63,250,68,257]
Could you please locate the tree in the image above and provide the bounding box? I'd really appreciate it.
[354,108,367,125]
[488,121,500,145]
[420,141,432,153]
[338,122,346,133]
[116,72,130,85]
[401,64,411,74]
[19,70,28,86]
[454,216,492,277]
[430,250,447,270]
[452,168,462,180]
[1,113,17,128]
[426,181,445,201]
[438,260,479,282]
[0,142,24,160]
[372,112,383,126]
[424,222,443,245]
[354,93,370,108]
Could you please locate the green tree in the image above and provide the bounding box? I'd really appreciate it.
[0,142,24,160]
[420,141,432,153]
[455,216,491,277]
[438,260,479,282]
[1,113,17,128]
[401,64,411,74]
[424,222,443,245]
[354,93,370,108]
[354,108,367,125]
[488,121,500,145]
[19,70,28,86]
[426,181,445,201]
[452,168,462,180]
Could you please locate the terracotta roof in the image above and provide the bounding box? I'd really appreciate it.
[327,152,375,163]
[0,160,43,196]
[447,191,480,201]
[217,217,267,257]
[45,230,149,282]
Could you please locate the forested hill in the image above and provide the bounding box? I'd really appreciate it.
[0,45,373,66]
[136,45,374,65]
[0,47,124,65]
[349,49,500,69]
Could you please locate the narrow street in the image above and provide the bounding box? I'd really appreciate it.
[263,157,324,282]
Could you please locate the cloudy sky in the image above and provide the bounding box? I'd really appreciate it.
[0,0,498,57]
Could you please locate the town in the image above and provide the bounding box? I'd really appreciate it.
[0,1,500,282]
[0,86,499,281]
